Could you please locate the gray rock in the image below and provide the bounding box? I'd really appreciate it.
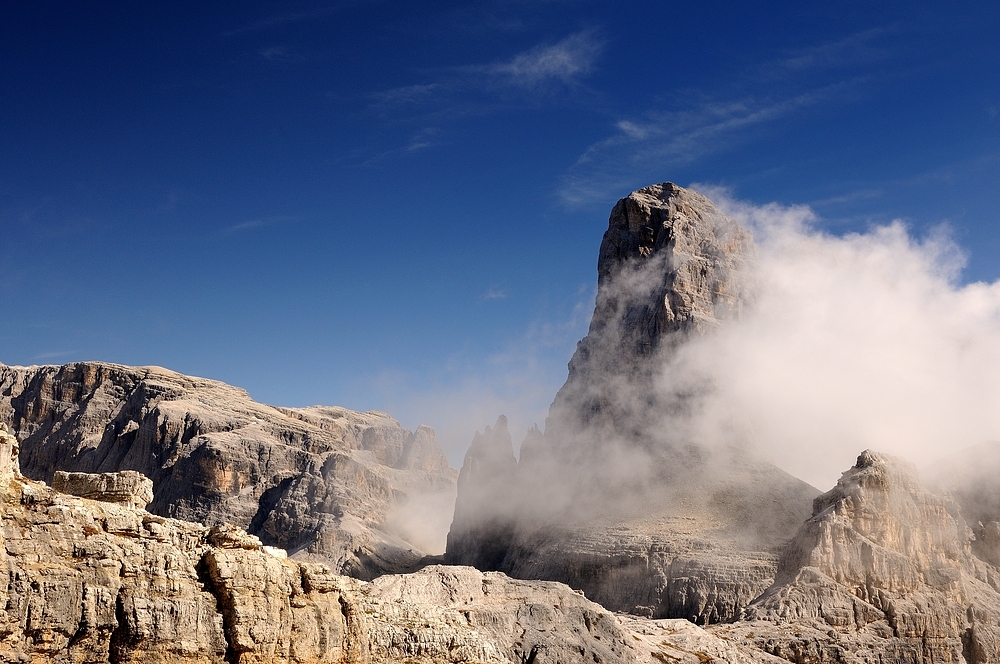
[448,183,817,623]
[445,415,518,570]
[0,361,457,579]
[552,181,755,432]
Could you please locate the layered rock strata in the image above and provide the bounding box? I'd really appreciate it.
[716,450,1000,663]
[53,470,153,509]
[448,183,817,622]
[0,442,774,664]
[0,362,457,579]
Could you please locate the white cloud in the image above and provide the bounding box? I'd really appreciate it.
[482,287,507,300]
[486,31,602,86]
[652,188,1000,489]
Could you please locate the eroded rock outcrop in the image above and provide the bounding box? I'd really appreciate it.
[0,438,774,664]
[721,450,1000,663]
[0,362,457,579]
[52,469,154,509]
[448,183,817,623]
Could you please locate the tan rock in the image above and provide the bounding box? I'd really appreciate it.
[0,423,19,481]
[52,469,154,509]
[737,450,1000,663]
[0,438,773,663]
[0,361,457,579]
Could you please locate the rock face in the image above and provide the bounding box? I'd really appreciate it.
[0,441,775,664]
[0,424,19,480]
[720,450,1000,663]
[52,470,154,509]
[0,361,457,579]
[447,183,817,623]
[551,181,754,433]
[445,415,517,571]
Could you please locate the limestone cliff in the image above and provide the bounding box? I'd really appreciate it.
[447,183,817,623]
[550,181,754,435]
[0,362,456,579]
[0,434,779,664]
[716,450,1000,663]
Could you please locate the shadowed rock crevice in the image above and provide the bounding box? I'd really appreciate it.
[195,555,238,664]
[107,589,135,664]
[247,476,295,536]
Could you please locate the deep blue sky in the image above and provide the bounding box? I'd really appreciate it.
[2,2,999,458]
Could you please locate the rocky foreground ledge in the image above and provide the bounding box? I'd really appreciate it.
[0,425,777,664]
[7,427,1000,663]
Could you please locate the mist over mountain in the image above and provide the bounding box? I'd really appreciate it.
[5,182,1000,662]
[447,183,1000,660]
[448,183,819,623]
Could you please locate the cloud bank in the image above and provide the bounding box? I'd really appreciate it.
[656,188,1000,489]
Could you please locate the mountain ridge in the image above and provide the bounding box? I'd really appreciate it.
[0,360,456,579]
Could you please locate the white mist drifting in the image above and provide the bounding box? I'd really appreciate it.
[660,188,1000,489]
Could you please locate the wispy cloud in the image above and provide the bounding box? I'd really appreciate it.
[774,28,894,74]
[482,287,507,300]
[559,83,858,206]
[34,350,78,361]
[372,84,440,106]
[220,215,294,235]
[552,26,908,207]
[372,31,602,113]
[259,46,289,61]
[364,31,602,159]
[357,127,442,165]
[477,31,602,87]
[405,127,439,151]
[223,6,344,37]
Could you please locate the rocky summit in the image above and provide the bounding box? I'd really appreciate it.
[448,183,818,623]
[0,362,457,579]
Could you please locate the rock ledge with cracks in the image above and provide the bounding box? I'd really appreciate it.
[52,469,153,509]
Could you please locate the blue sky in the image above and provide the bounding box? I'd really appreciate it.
[2,2,999,459]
